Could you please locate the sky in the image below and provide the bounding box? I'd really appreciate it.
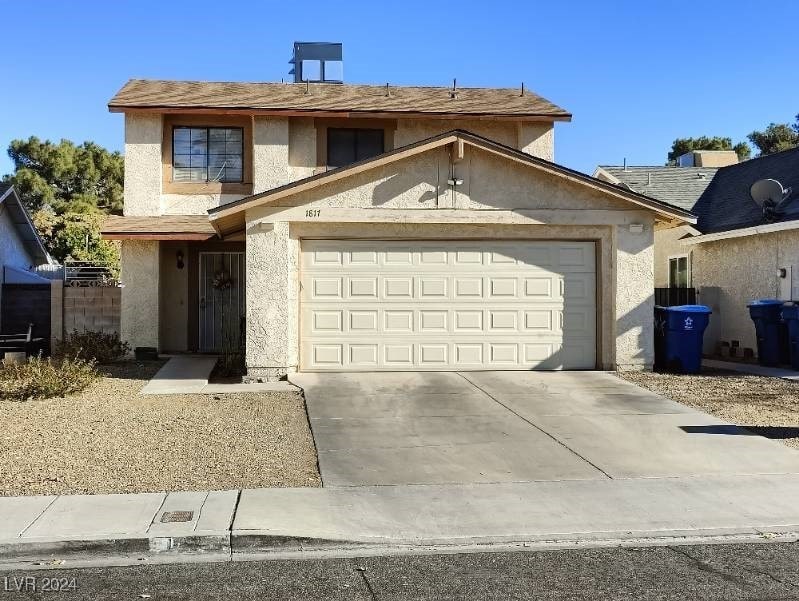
[1,0,797,176]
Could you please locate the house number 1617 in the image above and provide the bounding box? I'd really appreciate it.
[305,209,321,218]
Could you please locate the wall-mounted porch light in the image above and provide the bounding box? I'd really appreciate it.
[176,250,185,270]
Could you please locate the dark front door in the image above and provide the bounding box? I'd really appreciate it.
[198,252,245,353]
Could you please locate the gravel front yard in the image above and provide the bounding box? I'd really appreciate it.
[618,368,799,449]
[0,361,321,496]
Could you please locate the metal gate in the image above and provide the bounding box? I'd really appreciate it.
[199,252,245,353]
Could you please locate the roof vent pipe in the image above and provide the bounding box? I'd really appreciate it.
[450,78,458,99]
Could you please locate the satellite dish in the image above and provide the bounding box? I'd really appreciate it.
[750,179,786,207]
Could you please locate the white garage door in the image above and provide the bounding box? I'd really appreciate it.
[300,240,596,371]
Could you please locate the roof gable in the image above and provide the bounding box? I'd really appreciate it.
[209,130,696,236]
[0,186,53,266]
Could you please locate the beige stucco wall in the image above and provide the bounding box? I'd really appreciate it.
[120,240,160,350]
[253,116,290,193]
[123,113,162,216]
[517,123,555,161]
[245,221,296,379]
[615,224,655,369]
[243,145,657,379]
[161,193,247,215]
[691,230,799,353]
[654,225,692,287]
[288,117,317,181]
[260,145,632,214]
[691,150,739,168]
[122,114,557,218]
[394,119,554,160]
[395,119,518,149]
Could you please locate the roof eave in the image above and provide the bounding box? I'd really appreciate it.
[682,219,799,245]
[107,104,572,122]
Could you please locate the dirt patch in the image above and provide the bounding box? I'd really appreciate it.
[618,368,799,449]
[0,361,321,496]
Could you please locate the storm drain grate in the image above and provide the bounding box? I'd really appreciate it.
[160,510,194,523]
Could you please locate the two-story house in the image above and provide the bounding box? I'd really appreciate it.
[102,76,695,380]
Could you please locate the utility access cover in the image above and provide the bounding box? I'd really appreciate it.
[160,510,194,523]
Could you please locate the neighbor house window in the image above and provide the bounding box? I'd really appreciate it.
[669,256,689,288]
[172,127,243,183]
[327,128,384,168]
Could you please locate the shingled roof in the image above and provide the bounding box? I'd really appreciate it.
[101,215,216,240]
[108,79,571,121]
[598,148,799,235]
[594,166,718,212]
[691,146,799,234]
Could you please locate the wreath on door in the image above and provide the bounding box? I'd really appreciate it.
[212,270,234,290]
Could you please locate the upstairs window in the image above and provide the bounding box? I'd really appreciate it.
[327,128,384,169]
[172,127,243,183]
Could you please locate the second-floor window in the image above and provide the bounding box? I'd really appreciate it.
[172,127,243,183]
[327,128,384,169]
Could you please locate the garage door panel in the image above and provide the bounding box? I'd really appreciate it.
[349,250,378,265]
[384,344,414,366]
[563,274,596,303]
[312,310,343,333]
[384,310,413,332]
[312,278,343,299]
[350,344,378,366]
[454,277,483,298]
[301,240,597,371]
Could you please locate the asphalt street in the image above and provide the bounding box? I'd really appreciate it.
[2,543,799,600]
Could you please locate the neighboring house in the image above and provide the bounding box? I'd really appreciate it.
[0,184,55,331]
[593,152,733,288]
[102,64,694,379]
[595,148,799,355]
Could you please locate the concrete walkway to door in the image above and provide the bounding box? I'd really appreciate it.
[292,371,799,487]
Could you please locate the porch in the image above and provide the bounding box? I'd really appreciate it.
[158,240,245,354]
[102,216,245,354]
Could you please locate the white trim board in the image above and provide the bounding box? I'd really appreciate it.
[682,219,799,245]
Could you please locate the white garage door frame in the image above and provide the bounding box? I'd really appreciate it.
[299,238,601,372]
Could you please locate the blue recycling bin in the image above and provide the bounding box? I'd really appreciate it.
[781,302,799,370]
[654,305,712,374]
[747,299,786,366]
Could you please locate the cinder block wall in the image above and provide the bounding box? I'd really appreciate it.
[62,287,121,336]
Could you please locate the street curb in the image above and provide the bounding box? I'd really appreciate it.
[0,533,231,563]
[2,528,798,568]
[231,533,368,555]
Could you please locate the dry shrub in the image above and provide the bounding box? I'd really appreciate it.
[0,355,99,401]
[56,330,131,364]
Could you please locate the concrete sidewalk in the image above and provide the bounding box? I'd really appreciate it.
[704,358,799,381]
[139,356,297,394]
[0,490,238,564]
[3,475,799,566]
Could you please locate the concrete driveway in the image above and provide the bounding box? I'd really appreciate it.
[291,371,799,487]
